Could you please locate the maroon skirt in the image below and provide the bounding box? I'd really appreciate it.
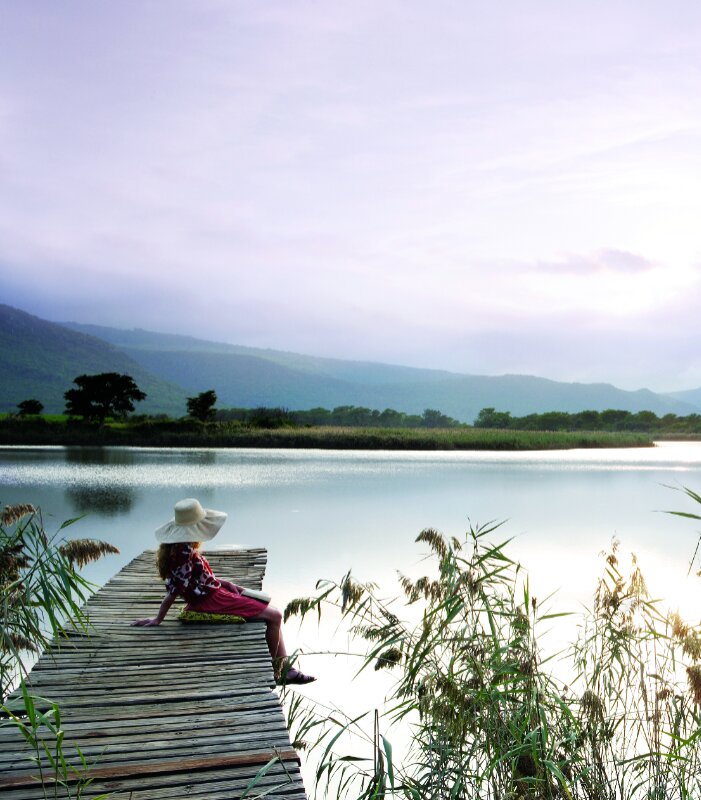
[187,586,269,619]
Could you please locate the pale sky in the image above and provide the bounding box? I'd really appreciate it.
[2,1,701,391]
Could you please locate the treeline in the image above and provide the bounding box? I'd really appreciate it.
[218,404,701,434]
[216,405,463,429]
[474,406,701,433]
[9,366,701,436]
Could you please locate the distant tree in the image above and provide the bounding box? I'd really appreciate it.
[332,406,375,426]
[64,373,146,424]
[515,413,542,431]
[421,408,458,428]
[474,407,513,429]
[186,390,218,422]
[290,407,332,426]
[536,411,570,431]
[661,413,679,429]
[571,410,601,431]
[249,407,294,429]
[600,409,632,430]
[17,399,44,416]
[378,408,406,427]
[630,410,659,431]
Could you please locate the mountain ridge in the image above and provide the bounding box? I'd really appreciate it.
[59,318,700,421]
[0,305,187,415]
[2,304,698,420]
[60,322,465,385]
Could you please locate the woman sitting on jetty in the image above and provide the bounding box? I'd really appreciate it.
[131,497,315,685]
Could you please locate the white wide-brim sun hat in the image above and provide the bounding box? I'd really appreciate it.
[154,498,227,543]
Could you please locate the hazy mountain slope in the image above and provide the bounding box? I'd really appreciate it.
[386,374,697,420]
[59,322,699,421]
[61,322,460,385]
[0,305,188,415]
[60,323,241,354]
[117,347,369,409]
[667,387,701,409]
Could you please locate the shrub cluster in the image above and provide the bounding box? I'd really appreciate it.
[216,405,463,428]
[474,406,701,434]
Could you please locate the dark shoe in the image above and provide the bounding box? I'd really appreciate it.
[279,667,316,685]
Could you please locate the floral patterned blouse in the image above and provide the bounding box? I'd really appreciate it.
[165,544,221,604]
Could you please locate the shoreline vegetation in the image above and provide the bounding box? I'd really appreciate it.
[1,503,119,796]
[5,369,695,449]
[0,416,654,450]
[283,516,701,799]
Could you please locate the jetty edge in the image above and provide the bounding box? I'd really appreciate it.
[0,548,308,799]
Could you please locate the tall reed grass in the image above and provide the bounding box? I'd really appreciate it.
[283,520,701,799]
[0,504,119,798]
[0,416,653,450]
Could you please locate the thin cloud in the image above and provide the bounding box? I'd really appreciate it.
[533,249,657,275]
[1,2,701,391]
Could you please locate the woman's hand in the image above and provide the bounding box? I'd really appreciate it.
[220,580,242,593]
[130,594,175,626]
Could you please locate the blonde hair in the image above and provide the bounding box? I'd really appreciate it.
[156,541,201,580]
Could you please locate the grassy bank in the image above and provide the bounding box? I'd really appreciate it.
[649,432,701,441]
[0,417,654,449]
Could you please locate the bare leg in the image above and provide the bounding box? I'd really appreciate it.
[249,605,315,684]
[249,605,287,661]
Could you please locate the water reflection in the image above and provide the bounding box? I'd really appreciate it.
[63,447,137,466]
[182,450,217,466]
[65,485,137,516]
[5,441,701,795]
[4,443,701,611]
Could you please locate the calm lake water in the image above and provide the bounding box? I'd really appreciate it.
[4,442,701,774]
[3,442,701,642]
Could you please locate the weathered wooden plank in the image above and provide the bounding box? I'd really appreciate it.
[0,705,284,742]
[3,734,299,776]
[21,660,274,689]
[1,770,308,800]
[0,547,307,800]
[0,748,301,788]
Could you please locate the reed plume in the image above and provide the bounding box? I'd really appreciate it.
[686,665,701,706]
[374,646,402,670]
[58,538,120,569]
[1,503,36,527]
[283,519,701,800]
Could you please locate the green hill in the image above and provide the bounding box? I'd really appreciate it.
[0,305,188,415]
[59,323,458,384]
[61,321,700,421]
[4,305,696,422]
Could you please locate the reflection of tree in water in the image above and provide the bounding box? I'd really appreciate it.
[63,448,137,466]
[65,485,137,516]
[182,450,217,466]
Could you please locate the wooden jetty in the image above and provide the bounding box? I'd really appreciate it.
[0,549,308,799]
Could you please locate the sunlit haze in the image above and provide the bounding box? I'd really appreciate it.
[2,2,701,390]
